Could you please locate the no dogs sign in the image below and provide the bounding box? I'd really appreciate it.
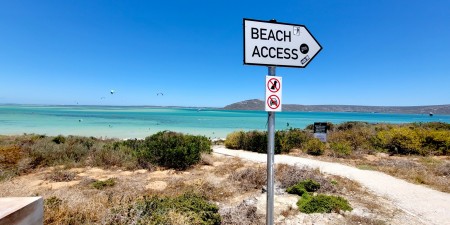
[265,76,282,112]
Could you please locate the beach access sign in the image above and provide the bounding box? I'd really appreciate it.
[243,18,322,68]
[265,76,282,112]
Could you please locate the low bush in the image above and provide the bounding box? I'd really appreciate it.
[412,122,450,130]
[421,130,450,155]
[46,169,76,182]
[297,193,352,214]
[219,201,262,225]
[276,164,335,192]
[0,132,213,181]
[335,121,369,131]
[305,138,325,155]
[278,128,312,153]
[224,122,450,157]
[91,178,116,190]
[229,166,266,190]
[328,126,374,152]
[286,179,320,196]
[243,130,267,153]
[52,135,66,144]
[89,142,140,169]
[104,192,221,225]
[329,142,352,157]
[374,127,423,155]
[224,129,313,154]
[140,131,211,170]
[28,135,96,167]
[45,196,63,209]
[224,131,245,149]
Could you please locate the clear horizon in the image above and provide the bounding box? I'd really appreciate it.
[1,1,450,107]
[1,99,449,108]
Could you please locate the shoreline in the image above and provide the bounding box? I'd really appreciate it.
[2,105,450,140]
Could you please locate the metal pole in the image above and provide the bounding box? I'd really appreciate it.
[266,66,276,225]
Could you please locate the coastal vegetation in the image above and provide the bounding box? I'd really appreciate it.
[0,123,448,223]
[225,122,450,156]
[0,131,211,181]
[103,192,221,225]
[225,122,450,192]
[286,179,352,214]
[0,136,386,224]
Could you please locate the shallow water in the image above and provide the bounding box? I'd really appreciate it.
[1,105,449,139]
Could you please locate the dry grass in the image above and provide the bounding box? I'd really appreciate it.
[229,166,267,191]
[199,152,215,166]
[435,162,450,176]
[358,156,450,192]
[276,164,336,193]
[289,150,450,193]
[219,200,263,225]
[0,152,418,225]
[347,215,386,225]
[45,169,76,182]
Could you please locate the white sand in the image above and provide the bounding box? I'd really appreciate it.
[213,146,450,225]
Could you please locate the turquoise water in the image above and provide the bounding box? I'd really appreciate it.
[1,105,449,139]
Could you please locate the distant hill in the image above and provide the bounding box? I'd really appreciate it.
[223,99,450,115]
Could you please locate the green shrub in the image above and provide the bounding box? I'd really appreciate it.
[336,121,369,131]
[297,193,352,214]
[278,128,312,153]
[243,130,267,153]
[305,138,325,156]
[141,131,211,170]
[45,196,63,209]
[225,129,314,154]
[286,179,321,196]
[224,131,245,149]
[375,127,423,155]
[91,178,116,190]
[413,122,450,130]
[91,142,140,169]
[329,142,352,157]
[104,192,221,225]
[421,130,450,155]
[328,126,374,152]
[52,135,66,144]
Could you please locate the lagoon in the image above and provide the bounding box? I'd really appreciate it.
[1,105,449,139]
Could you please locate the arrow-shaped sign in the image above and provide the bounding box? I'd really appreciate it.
[244,18,322,68]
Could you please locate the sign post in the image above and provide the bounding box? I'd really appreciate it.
[243,18,321,225]
[266,66,276,225]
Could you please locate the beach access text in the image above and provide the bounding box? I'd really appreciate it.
[243,18,322,225]
[243,18,322,68]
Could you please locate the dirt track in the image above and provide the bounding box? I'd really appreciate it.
[213,146,450,225]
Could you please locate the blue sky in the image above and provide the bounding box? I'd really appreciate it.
[1,0,449,107]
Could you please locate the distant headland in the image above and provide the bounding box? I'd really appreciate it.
[223,99,450,115]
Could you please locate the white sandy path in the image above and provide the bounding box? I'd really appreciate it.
[213,146,450,225]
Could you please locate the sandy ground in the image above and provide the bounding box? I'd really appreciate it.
[214,146,450,225]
